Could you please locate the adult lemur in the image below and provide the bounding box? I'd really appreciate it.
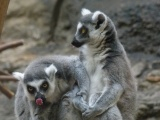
[72,8,136,120]
[13,55,89,120]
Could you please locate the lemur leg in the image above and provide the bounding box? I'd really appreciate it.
[83,84,123,120]
[99,105,122,120]
[82,105,122,120]
[58,86,87,120]
[119,102,135,120]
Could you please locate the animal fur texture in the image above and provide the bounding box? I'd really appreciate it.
[72,8,137,120]
[14,55,90,120]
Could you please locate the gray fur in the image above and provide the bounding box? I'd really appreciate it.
[72,9,136,120]
[14,55,90,120]
[15,82,31,120]
[59,86,122,120]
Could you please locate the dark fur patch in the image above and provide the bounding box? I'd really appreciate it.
[19,110,25,117]
[104,23,116,43]
[95,14,105,29]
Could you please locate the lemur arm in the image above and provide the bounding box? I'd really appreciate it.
[83,83,123,119]
[94,82,123,112]
[72,60,90,100]
[83,57,126,119]
[71,86,89,112]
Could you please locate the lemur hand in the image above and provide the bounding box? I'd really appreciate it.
[77,89,87,101]
[82,106,103,120]
[61,92,72,106]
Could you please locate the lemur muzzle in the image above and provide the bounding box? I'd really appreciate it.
[72,37,84,48]
[35,92,46,106]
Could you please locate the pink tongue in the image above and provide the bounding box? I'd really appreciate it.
[36,98,43,106]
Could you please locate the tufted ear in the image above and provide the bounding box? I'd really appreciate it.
[12,72,24,81]
[81,8,91,16]
[92,11,105,29]
[45,64,57,81]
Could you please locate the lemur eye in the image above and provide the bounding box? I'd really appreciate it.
[41,82,49,91]
[27,86,35,94]
[80,26,87,34]
[29,87,33,91]
[42,83,48,88]
[81,28,86,34]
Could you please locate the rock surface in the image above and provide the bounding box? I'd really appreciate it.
[146,70,160,82]
[151,61,160,70]
[132,62,147,77]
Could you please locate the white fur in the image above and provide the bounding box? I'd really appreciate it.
[77,22,82,29]
[12,72,24,81]
[81,8,91,16]
[23,78,56,102]
[76,22,82,35]
[82,46,109,106]
[92,11,108,24]
[88,63,109,106]
[82,44,111,101]
[27,80,44,91]
[22,80,45,101]
[92,11,102,21]
[46,77,57,103]
[45,64,57,76]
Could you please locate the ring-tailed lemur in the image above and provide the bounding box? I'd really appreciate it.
[72,8,137,120]
[13,55,90,120]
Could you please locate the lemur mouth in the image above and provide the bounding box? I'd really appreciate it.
[36,98,43,106]
[35,92,46,106]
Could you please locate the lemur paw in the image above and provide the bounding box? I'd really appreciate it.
[77,90,87,101]
[62,91,72,99]
[61,97,71,106]
[61,93,72,106]
[82,107,102,120]
[73,98,88,112]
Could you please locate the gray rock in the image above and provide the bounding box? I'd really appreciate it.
[151,61,160,69]
[132,62,147,77]
[146,70,160,82]
[156,48,160,57]
[137,80,160,120]
[147,70,160,77]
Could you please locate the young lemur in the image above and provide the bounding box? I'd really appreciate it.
[72,8,137,120]
[13,55,90,120]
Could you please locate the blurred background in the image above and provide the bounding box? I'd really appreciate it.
[0,0,160,120]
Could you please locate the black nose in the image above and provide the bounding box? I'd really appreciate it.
[71,37,84,48]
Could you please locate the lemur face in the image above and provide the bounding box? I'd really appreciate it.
[25,79,49,106]
[72,8,107,48]
[13,64,57,106]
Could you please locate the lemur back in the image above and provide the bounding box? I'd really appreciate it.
[72,8,136,120]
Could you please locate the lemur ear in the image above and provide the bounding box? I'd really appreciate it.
[12,72,24,81]
[92,11,105,29]
[45,64,57,81]
[81,8,91,16]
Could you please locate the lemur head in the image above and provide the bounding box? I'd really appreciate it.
[72,8,108,48]
[13,63,57,107]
